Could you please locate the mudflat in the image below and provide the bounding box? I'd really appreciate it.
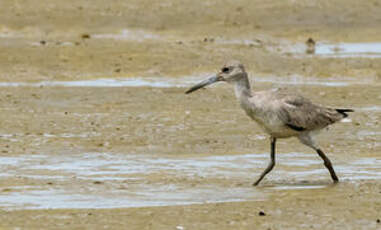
[0,0,380,229]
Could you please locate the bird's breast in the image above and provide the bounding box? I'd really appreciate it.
[240,101,298,138]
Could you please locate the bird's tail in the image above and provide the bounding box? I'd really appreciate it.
[336,109,354,118]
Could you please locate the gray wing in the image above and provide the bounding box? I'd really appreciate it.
[274,90,343,131]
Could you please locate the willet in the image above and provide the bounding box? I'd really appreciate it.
[185,60,353,186]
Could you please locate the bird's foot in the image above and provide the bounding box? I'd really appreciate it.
[252,180,261,186]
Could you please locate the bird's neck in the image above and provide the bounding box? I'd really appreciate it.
[233,74,252,100]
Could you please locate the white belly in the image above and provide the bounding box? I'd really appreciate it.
[251,116,298,138]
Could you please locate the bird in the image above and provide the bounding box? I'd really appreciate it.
[306,38,316,54]
[185,60,353,186]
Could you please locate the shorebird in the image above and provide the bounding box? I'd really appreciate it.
[306,38,316,54]
[185,60,353,186]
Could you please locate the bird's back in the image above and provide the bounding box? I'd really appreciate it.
[241,88,351,138]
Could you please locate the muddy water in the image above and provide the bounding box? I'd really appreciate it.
[315,42,381,58]
[274,41,381,58]
[0,152,380,210]
[0,69,379,88]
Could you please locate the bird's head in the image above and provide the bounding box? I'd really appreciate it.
[185,60,247,94]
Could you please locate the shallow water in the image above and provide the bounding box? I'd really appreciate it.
[315,42,381,58]
[0,74,378,88]
[92,29,161,42]
[280,42,381,58]
[0,152,379,210]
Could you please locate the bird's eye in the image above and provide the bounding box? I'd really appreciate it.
[222,67,230,73]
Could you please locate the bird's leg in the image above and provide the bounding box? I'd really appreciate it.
[253,137,276,186]
[298,134,339,183]
[316,149,339,183]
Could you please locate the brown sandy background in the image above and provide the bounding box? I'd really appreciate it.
[0,0,380,229]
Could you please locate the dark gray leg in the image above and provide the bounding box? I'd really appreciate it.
[316,149,339,183]
[253,137,276,186]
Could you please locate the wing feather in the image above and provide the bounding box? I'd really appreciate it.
[275,90,343,131]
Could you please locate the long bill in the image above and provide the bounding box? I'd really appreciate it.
[185,75,219,94]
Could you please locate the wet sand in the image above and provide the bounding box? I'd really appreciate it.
[0,85,380,229]
[1,182,380,230]
[0,0,381,229]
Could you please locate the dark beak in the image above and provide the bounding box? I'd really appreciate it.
[185,75,219,94]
